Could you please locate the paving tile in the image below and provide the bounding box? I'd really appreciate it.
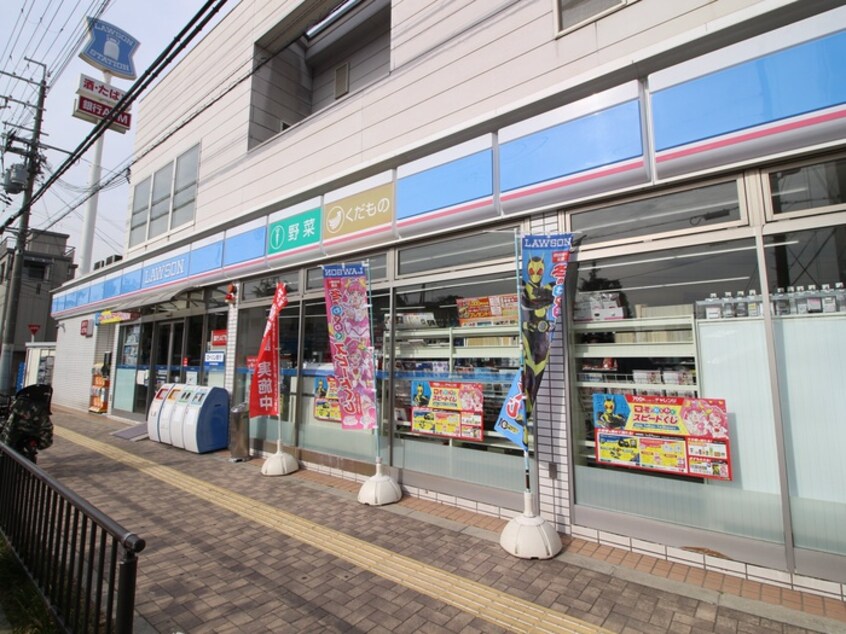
[23,409,845,634]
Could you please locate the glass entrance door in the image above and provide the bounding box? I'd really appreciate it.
[152,320,186,390]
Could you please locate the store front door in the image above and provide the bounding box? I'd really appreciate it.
[152,320,186,390]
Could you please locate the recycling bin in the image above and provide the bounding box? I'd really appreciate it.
[229,402,250,461]
[182,386,229,453]
[147,383,177,443]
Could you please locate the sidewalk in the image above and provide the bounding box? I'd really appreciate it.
[21,407,846,633]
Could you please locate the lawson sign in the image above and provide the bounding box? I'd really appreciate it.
[79,18,139,80]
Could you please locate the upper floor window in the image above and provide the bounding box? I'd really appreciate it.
[128,144,201,248]
[24,260,49,281]
[556,0,634,35]
[767,156,846,219]
[248,0,390,148]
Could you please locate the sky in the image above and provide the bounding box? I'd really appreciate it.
[0,0,237,267]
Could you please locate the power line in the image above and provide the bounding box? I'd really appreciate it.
[1,0,230,237]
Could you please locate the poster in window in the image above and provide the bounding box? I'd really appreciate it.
[593,393,732,481]
[410,380,483,440]
[313,376,341,422]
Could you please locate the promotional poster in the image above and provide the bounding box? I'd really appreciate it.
[410,380,484,440]
[593,393,732,480]
[313,376,341,422]
[322,263,377,430]
[494,233,574,449]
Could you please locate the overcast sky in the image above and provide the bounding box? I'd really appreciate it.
[0,0,236,265]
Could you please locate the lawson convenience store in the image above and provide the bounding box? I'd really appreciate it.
[52,10,846,593]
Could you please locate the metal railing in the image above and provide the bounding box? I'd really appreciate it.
[0,444,146,633]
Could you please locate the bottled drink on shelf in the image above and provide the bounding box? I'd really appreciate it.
[835,282,846,312]
[805,284,823,314]
[734,290,748,317]
[721,291,735,318]
[772,288,789,316]
[821,284,837,313]
[786,286,797,314]
[703,293,722,320]
[797,285,809,313]
[747,290,762,317]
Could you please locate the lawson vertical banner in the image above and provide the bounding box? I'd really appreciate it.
[249,283,289,417]
[495,234,574,449]
[322,263,378,430]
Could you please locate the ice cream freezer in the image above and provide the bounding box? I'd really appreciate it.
[147,383,230,453]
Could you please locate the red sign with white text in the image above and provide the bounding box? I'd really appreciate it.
[73,95,131,132]
[211,330,228,347]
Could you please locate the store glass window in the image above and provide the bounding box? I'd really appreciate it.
[769,157,846,215]
[571,239,785,543]
[242,272,299,301]
[203,312,229,388]
[397,231,514,276]
[113,322,154,418]
[235,303,300,447]
[389,272,525,492]
[300,291,389,462]
[571,181,741,247]
[306,254,386,290]
[764,226,846,555]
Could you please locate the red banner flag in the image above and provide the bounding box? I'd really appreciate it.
[249,283,288,417]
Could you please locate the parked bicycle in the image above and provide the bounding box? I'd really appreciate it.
[0,385,53,463]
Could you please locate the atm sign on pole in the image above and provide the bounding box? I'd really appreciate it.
[73,95,131,133]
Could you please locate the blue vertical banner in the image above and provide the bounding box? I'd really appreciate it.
[495,233,574,449]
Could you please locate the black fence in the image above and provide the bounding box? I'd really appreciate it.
[0,444,145,633]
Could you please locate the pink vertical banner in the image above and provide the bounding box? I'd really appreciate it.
[322,263,377,430]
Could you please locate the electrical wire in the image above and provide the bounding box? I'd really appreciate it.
[1,0,229,236]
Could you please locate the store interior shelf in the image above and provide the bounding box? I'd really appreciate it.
[572,316,694,332]
[574,342,695,358]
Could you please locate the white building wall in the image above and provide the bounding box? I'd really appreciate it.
[126,0,771,259]
[52,315,99,411]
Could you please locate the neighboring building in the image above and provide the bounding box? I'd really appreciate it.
[0,230,75,384]
[51,0,846,597]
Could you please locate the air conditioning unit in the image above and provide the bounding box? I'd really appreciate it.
[104,254,123,265]
[3,164,27,195]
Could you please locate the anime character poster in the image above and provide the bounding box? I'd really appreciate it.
[494,234,574,449]
[591,393,732,480]
[410,380,484,440]
[249,283,288,417]
[322,263,377,430]
[313,376,341,422]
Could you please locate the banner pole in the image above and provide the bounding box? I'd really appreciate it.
[261,283,298,476]
[512,231,533,503]
[498,232,563,559]
[357,259,401,506]
[366,260,381,463]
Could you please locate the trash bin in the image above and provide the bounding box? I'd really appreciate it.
[229,402,250,462]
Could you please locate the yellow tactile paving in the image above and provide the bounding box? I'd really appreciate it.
[56,426,611,634]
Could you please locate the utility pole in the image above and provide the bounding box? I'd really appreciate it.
[0,59,47,397]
